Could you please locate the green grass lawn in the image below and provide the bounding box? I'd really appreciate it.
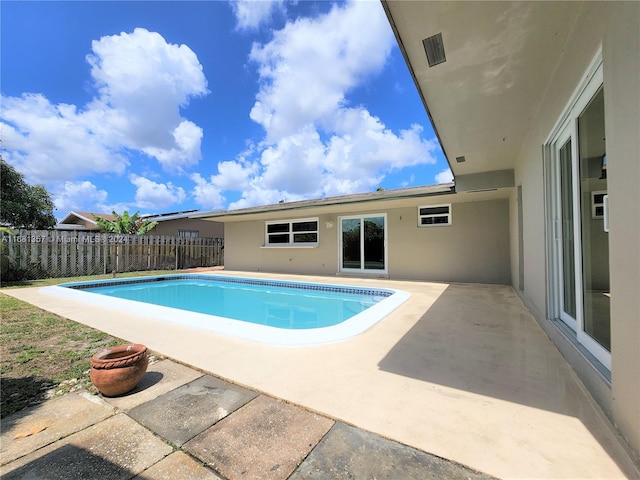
[0,270,176,418]
[0,294,127,418]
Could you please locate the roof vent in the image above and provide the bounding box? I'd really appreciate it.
[423,33,446,67]
[456,156,466,163]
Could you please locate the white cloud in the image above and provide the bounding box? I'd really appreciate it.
[228,186,303,211]
[221,106,438,207]
[232,0,285,31]
[87,28,208,171]
[96,201,133,215]
[190,158,261,209]
[259,126,326,194]
[3,4,442,213]
[0,27,208,186]
[249,1,394,142]
[130,175,186,210]
[142,120,203,172]
[323,108,438,189]
[191,173,226,210]
[0,95,128,184]
[222,1,439,209]
[88,29,207,110]
[210,159,259,191]
[435,168,454,184]
[53,181,109,214]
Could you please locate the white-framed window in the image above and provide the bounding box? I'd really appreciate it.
[265,218,319,247]
[591,190,607,219]
[178,230,199,238]
[418,204,451,227]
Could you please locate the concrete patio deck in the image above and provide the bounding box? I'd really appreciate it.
[2,271,638,479]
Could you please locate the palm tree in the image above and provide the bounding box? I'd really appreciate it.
[93,211,157,235]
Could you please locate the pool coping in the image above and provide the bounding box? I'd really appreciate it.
[42,273,410,347]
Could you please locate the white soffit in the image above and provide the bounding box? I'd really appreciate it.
[383,1,582,175]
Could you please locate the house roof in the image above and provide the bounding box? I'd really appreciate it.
[382,1,582,177]
[56,211,116,230]
[142,210,201,222]
[59,211,116,224]
[56,210,216,231]
[191,183,464,222]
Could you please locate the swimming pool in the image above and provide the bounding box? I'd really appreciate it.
[43,274,410,346]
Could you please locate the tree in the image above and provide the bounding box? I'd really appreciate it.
[93,211,157,235]
[1,158,56,229]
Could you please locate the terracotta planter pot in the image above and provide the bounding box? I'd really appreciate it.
[90,344,148,397]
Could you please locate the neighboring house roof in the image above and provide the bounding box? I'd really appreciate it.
[55,211,116,230]
[191,183,456,222]
[56,209,222,232]
[60,211,116,224]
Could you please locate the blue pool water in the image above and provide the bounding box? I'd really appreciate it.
[63,275,390,330]
[47,274,410,346]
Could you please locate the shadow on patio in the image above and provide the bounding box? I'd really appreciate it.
[377,282,636,476]
[378,283,582,415]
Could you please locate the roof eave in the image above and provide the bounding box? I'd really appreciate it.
[381,0,454,177]
[192,183,455,222]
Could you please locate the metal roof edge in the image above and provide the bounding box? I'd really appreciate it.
[142,210,202,222]
[59,211,99,225]
[191,183,455,220]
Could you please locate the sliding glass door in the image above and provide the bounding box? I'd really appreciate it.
[557,130,578,328]
[547,62,610,368]
[578,87,610,352]
[340,214,387,273]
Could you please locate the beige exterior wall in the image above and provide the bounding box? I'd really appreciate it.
[513,4,609,319]
[604,1,640,458]
[388,200,510,283]
[76,218,97,229]
[512,2,639,457]
[223,215,338,276]
[224,198,511,285]
[149,219,224,238]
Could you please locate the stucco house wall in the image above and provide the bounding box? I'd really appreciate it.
[514,2,608,323]
[512,2,639,456]
[222,215,337,276]
[149,218,224,238]
[603,2,639,457]
[223,198,511,285]
[388,199,510,283]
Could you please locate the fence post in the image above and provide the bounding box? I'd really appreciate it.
[146,236,151,271]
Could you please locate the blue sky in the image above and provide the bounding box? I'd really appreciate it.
[1,0,452,219]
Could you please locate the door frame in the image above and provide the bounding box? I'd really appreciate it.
[553,121,580,331]
[544,50,611,370]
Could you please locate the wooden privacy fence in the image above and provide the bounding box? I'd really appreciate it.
[1,230,224,280]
